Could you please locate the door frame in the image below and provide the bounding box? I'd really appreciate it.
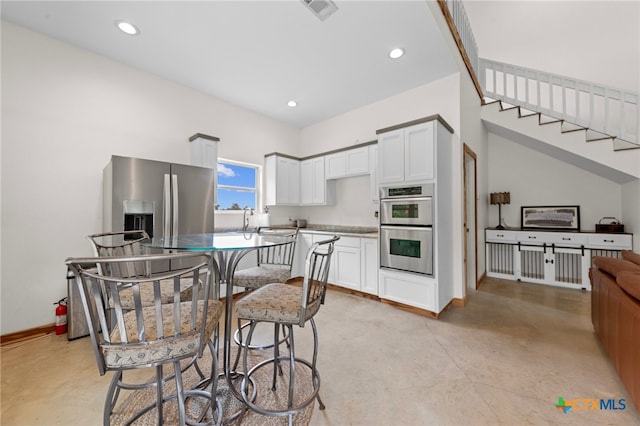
[463,144,478,296]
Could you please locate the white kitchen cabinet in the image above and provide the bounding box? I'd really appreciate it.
[345,146,369,176]
[325,152,346,179]
[300,157,334,205]
[264,154,299,206]
[379,269,436,312]
[297,232,380,295]
[361,238,378,295]
[377,121,434,184]
[325,146,369,180]
[318,235,361,291]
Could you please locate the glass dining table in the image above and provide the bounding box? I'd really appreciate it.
[144,231,296,421]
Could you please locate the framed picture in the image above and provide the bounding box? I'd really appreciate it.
[521,205,580,230]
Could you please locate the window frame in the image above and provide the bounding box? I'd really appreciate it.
[216,158,262,214]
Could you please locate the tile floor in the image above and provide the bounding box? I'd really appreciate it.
[2,277,639,425]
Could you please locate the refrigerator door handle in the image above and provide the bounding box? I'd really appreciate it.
[163,174,171,237]
[172,174,179,236]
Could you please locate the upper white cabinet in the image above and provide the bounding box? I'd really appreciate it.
[325,146,369,179]
[345,146,369,176]
[377,121,435,184]
[300,157,335,205]
[265,154,300,206]
[265,142,375,207]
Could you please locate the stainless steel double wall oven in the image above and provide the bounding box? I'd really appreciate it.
[379,183,434,276]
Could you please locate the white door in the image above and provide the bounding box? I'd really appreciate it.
[464,144,478,291]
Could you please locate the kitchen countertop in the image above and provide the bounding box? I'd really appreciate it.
[298,224,378,238]
[214,225,378,238]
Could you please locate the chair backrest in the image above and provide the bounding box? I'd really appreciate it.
[256,227,298,270]
[65,252,214,376]
[299,235,339,326]
[86,231,150,277]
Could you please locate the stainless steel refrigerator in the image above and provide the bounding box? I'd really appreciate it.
[103,155,216,270]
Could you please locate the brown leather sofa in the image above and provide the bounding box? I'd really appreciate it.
[590,250,640,412]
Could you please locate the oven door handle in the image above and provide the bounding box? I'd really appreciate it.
[380,225,432,231]
[381,196,431,203]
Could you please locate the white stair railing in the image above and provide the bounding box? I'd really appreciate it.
[441,0,479,76]
[479,58,639,146]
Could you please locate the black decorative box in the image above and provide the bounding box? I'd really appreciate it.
[595,224,624,233]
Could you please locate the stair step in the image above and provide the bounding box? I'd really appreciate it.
[538,114,562,125]
[518,107,538,118]
[585,129,613,142]
[612,138,640,151]
[561,122,586,133]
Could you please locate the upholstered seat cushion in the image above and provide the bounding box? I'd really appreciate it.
[622,250,640,267]
[234,266,292,290]
[593,256,640,278]
[235,283,321,325]
[617,271,640,301]
[112,278,195,310]
[102,299,223,369]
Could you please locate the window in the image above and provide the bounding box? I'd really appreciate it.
[216,159,259,211]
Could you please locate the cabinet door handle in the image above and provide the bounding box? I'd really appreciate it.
[562,237,570,241]
[497,234,504,237]
[545,259,554,264]
[604,239,614,243]
[528,236,536,239]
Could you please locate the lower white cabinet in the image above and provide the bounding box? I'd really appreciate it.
[361,238,378,295]
[294,232,378,295]
[485,229,632,290]
[331,236,361,291]
[379,269,436,312]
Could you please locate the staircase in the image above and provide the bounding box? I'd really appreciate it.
[479,59,639,149]
[482,98,640,183]
[477,58,639,183]
[486,98,640,151]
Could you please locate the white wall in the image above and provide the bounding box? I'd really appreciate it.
[1,22,300,334]
[621,180,640,250]
[488,133,623,231]
[459,67,488,289]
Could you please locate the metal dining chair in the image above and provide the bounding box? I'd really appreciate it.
[234,235,339,424]
[66,252,223,426]
[87,231,195,312]
[232,227,299,357]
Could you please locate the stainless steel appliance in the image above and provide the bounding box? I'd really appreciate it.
[103,155,216,270]
[379,183,434,275]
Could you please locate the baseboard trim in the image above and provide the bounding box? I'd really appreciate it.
[1,324,55,346]
[451,297,466,307]
[379,298,440,319]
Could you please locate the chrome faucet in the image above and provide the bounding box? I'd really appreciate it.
[242,207,254,231]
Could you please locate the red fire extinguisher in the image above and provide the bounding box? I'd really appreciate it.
[54,298,67,335]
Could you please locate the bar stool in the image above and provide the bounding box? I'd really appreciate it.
[234,236,339,425]
[232,228,298,362]
[66,252,223,426]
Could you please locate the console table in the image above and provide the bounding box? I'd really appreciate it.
[485,228,633,290]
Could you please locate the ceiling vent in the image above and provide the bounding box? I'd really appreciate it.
[300,0,338,21]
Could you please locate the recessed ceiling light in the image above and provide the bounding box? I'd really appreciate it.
[116,20,140,36]
[389,48,405,59]
[288,101,297,108]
